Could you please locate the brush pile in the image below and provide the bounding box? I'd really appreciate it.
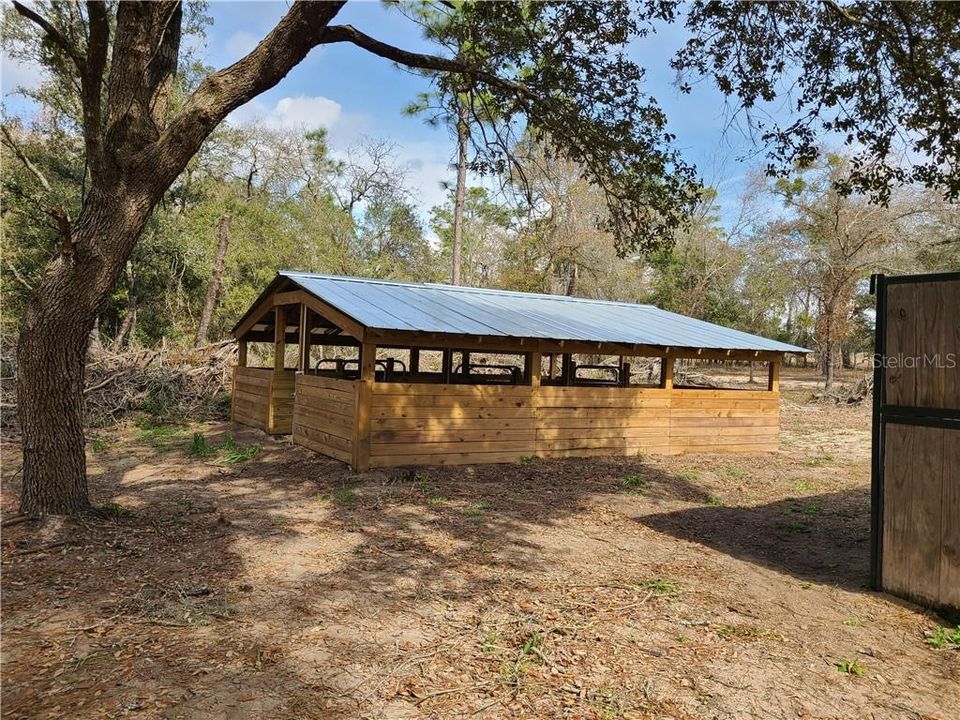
[1,340,236,438]
[814,373,874,404]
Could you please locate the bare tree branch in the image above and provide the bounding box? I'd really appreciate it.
[320,24,537,103]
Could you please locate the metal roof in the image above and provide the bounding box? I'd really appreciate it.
[275,271,808,353]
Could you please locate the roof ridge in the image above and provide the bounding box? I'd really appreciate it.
[279,270,656,310]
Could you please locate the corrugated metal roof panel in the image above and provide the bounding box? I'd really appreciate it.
[280,271,809,353]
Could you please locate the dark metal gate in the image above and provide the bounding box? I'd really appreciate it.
[870,271,960,611]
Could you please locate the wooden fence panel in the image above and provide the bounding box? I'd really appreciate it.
[364,383,780,467]
[872,271,960,612]
[368,383,536,467]
[536,386,672,457]
[881,424,945,603]
[232,367,272,430]
[292,374,357,464]
[268,370,296,434]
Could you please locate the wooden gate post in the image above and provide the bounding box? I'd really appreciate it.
[299,305,311,371]
[528,352,542,387]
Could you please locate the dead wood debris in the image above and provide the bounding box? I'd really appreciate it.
[813,373,874,404]
[1,340,237,437]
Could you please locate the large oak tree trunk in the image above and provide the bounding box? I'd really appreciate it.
[11,0,438,514]
[17,188,156,514]
[17,284,93,514]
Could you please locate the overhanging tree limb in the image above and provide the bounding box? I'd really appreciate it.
[150,1,348,180]
[11,0,86,70]
[320,24,539,103]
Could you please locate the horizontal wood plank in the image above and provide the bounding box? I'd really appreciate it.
[372,428,536,444]
[369,450,530,467]
[370,439,534,457]
[372,405,535,420]
[293,423,353,454]
[372,416,537,431]
[294,433,353,464]
[373,382,533,397]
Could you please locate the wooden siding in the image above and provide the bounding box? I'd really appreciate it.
[885,279,960,411]
[878,275,960,610]
[362,383,779,467]
[882,423,960,609]
[536,386,672,458]
[668,390,779,453]
[231,367,296,434]
[292,374,357,464]
[269,370,296,434]
[368,383,537,467]
[232,367,271,431]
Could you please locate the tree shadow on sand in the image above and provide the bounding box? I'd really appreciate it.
[637,488,872,590]
[2,424,717,718]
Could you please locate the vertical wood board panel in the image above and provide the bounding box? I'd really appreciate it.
[882,423,943,604]
[940,428,960,608]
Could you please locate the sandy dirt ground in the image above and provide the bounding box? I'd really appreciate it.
[2,385,958,719]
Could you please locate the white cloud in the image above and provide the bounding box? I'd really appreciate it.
[228,94,374,150]
[393,140,455,219]
[270,95,343,129]
[223,30,259,62]
[230,95,343,131]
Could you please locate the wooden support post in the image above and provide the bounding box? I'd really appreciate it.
[273,307,285,373]
[237,338,247,368]
[548,353,558,380]
[267,308,286,434]
[352,341,376,472]
[768,359,781,393]
[442,348,453,384]
[462,351,471,377]
[528,352,542,388]
[298,305,311,372]
[561,353,573,386]
[409,348,420,375]
[660,356,674,390]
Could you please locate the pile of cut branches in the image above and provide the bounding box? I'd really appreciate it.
[1,340,237,438]
[814,373,874,404]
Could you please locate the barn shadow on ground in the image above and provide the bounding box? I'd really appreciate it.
[637,488,872,589]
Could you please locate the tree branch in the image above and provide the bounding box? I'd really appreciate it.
[1,125,52,192]
[148,1,347,184]
[11,0,86,70]
[319,24,538,103]
[7,259,35,292]
[82,1,109,179]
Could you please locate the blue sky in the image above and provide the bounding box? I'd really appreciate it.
[2,1,780,227]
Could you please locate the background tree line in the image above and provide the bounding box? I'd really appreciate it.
[4,113,956,380]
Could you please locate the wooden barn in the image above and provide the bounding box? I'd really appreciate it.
[230,272,807,471]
